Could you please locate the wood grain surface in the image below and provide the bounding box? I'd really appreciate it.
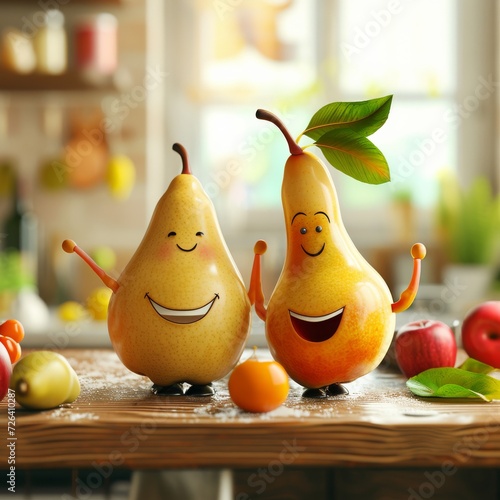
[2,348,500,470]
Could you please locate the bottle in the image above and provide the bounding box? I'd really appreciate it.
[2,177,38,287]
[1,177,50,332]
[34,9,67,75]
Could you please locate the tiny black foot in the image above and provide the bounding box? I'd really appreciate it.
[326,383,349,396]
[185,383,215,397]
[151,383,184,396]
[302,387,327,399]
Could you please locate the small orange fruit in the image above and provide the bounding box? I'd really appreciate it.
[0,319,24,343]
[0,336,21,364]
[228,349,289,413]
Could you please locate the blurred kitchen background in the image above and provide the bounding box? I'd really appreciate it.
[0,0,499,344]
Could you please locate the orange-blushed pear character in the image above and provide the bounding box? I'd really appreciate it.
[248,107,426,398]
[63,143,251,396]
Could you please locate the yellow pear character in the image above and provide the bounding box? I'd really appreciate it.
[248,110,425,398]
[63,144,251,396]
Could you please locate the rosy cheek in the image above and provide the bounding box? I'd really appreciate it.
[198,245,215,260]
[157,242,174,260]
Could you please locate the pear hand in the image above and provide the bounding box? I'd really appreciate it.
[391,243,426,313]
[62,239,119,293]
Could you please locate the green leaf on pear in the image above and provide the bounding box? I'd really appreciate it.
[301,95,393,141]
[314,129,391,185]
[406,367,500,402]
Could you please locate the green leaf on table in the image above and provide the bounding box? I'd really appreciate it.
[315,129,391,185]
[406,367,500,402]
[301,95,393,141]
[459,357,497,374]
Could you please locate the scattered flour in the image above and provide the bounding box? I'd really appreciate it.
[49,407,100,421]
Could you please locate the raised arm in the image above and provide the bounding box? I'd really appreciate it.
[248,240,268,321]
[62,239,120,293]
[391,243,426,313]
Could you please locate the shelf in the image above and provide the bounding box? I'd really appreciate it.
[0,0,123,4]
[0,69,116,91]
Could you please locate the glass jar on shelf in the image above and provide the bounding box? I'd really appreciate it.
[34,9,67,75]
[75,13,118,82]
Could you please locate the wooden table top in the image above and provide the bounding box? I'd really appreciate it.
[2,348,500,470]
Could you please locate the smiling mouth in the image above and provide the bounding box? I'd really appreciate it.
[177,243,197,252]
[289,306,344,342]
[145,293,219,324]
[301,243,325,257]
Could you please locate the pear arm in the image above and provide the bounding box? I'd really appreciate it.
[62,239,120,293]
[248,240,268,321]
[391,243,426,313]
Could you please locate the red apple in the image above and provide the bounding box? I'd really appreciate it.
[462,301,500,368]
[0,342,12,401]
[395,320,457,378]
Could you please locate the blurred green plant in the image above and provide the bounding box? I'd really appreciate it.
[0,251,35,292]
[436,171,500,265]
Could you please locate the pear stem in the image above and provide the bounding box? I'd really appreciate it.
[172,143,192,174]
[256,109,303,156]
[250,345,258,361]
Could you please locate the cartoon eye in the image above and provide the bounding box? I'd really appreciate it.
[300,227,307,234]
[167,231,176,237]
[316,226,323,233]
[196,231,204,237]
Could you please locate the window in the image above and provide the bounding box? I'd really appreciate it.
[189,0,319,230]
[335,0,457,213]
[164,0,492,247]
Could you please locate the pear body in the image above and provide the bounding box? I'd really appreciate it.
[265,152,394,388]
[108,173,251,386]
